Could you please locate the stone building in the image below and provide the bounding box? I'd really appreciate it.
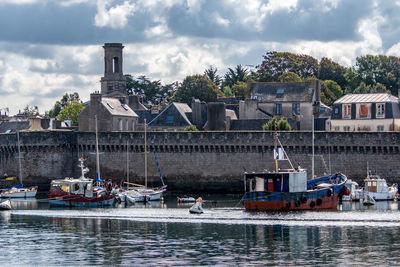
[330,93,400,132]
[239,80,323,130]
[100,43,127,97]
[78,92,138,132]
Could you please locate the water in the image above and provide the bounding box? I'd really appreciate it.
[1,196,400,266]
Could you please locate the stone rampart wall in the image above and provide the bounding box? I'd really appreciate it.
[0,130,399,192]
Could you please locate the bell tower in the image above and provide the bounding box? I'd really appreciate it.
[100,43,127,97]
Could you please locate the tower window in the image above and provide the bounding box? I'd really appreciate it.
[113,57,119,73]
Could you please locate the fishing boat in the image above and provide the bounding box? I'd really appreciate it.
[243,128,347,211]
[0,199,12,210]
[364,173,397,201]
[1,131,38,198]
[48,158,115,207]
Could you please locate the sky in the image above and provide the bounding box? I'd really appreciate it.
[1,0,400,115]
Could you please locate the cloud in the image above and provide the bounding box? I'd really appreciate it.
[94,0,135,29]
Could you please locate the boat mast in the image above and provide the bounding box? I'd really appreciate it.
[126,140,129,185]
[312,113,314,179]
[144,119,147,188]
[274,123,278,172]
[95,115,100,183]
[17,131,22,185]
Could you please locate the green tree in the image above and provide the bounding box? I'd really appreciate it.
[22,105,39,116]
[321,80,343,106]
[353,82,389,94]
[257,51,318,81]
[222,65,249,88]
[262,117,291,131]
[204,66,222,88]
[222,86,233,97]
[171,75,221,105]
[126,75,176,105]
[57,101,84,126]
[278,72,302,82]
[231,81,249,100]
[319,57,348,89]
[48,92,81,118]
[184,125,199,131]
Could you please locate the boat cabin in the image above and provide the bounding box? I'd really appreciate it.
[50,178,94,197]
[244,169,307,193]
[364,176,388,193]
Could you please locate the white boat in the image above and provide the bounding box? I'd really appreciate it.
[362,192,376,206]
[0,199,12,210]
[342,179,363,201]
[1,131,38,198]
[1,185,37,198]
[364,174,397,201]
[189,198,203,214]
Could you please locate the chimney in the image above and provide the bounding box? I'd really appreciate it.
[128,95,140,110]
[90,91,102,107]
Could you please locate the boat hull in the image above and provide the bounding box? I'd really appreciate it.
[49,192,115,207]
[1,190,37,198]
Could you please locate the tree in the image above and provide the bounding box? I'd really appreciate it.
[262,117,291,131]
[171,75,221,105]
[48,92,81,118]
[184,125,199,131]
[57,101,84,126]
[222,65,249,88]
[126,75,176,105]
[321,80,343,106]
[318,57,348,89]
[257,51,318,81]
[222,86,233,97]
[231,81,249,100]
[278,72,302,82]
[204,66,222,88]
[353,82,389,94]
[22,105,39,116]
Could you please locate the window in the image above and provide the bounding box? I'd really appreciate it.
[167,115,174,122]
[343,126,350,131]
[377,125,384,131]
[276,104,282,115]
[107,102,114,109]
[334,126,340,131]
[125,120,129,130]
[342,104,351,119]
[334,108,339,114]
[292,103,300,115]
[276,88,285,98]
[119,119,123,131]
[376,103,385,118]
[359,104,370,118]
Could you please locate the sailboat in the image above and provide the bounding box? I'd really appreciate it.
[118,119,167,203]
[0,131,37,198]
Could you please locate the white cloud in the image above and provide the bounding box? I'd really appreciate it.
[262,0,298,14]
[94,0,135,29]
[214,12,230,27]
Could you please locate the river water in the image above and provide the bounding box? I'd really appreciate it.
[1,196,400,266]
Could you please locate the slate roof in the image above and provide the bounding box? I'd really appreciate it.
[101,97,138,117]
[334,93,399,104]
[149,102,192,126]
[171,102,192,125]
[0,121,30,133]
[249,82,314,102]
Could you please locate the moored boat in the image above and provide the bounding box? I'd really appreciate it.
[243,129,347,211]
[0,184,37,198]
[342,179,363,202]
[48,158,115,207]
[0,199,12,210]
[364,174,397,201]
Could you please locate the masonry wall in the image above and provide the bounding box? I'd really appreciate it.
[0,130,399,193]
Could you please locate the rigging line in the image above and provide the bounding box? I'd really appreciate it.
[148,134,165,186]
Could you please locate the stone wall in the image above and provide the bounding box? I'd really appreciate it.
[0,130,399,192]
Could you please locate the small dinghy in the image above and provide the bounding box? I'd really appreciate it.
[189,197,203,214]
[0,199,12,210]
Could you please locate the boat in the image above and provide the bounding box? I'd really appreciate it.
[362,191,376,206]
[0,199,12,210]
[48,157,116,207]
[1,184,37,198]
[243,128,347,211]
[189,197,203,214]
[118,119,167,203]
[364,173,397,201]
[178,196,196,203]
[342,179,363,202]
[1,131,38,198]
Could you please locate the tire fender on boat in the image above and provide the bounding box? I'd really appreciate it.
[285,202,291,208]
[310,201,315,208]
[301,196,307,203]
[316,198,322,206]
[327,188,333,197]
[294,200,301,207]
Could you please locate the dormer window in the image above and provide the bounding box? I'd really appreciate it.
[376,103,385,118]
[343,104,351,119]
[276,88,285,98]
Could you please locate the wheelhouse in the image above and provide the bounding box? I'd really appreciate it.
[50,178,94,198]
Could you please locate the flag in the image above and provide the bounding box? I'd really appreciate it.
[274,148,286,160]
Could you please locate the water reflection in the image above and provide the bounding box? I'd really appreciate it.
[340,200,398,211]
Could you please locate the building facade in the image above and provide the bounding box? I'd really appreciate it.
[331,93,400,132]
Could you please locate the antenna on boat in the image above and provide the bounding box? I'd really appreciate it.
[274,122,278,172]
[95,115,101,186]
